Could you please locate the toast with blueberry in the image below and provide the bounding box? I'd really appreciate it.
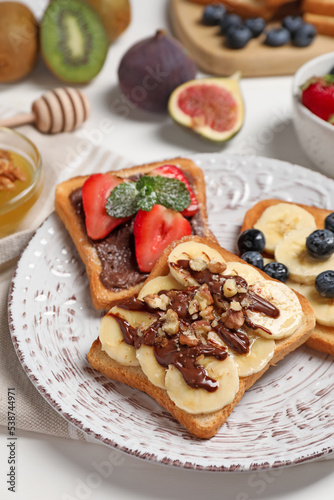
[240,199,334,355]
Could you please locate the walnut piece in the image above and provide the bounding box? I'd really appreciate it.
[223,278,238,298]
[207,260,227,274]
[0,150,26,191]
[194,284,214,311]
[161,309,179,335]
[143,293,169,310]
[230,300,242,311]
[188,299,199,315]
[221,309,244,330]
[192,320,211,335]
[179,333,199,347]
[199,305,214,321]
[189,257,207,272]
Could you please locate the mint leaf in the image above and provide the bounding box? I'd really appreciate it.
[136,176,157,211]
[136,175,156,193]
[105,182,138,217]
[105,175,191,217]
[154,176,190,212]
[137,189,157,211]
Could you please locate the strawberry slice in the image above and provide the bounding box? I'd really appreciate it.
[82,173,129,240]
[151,164,199,217]
[134,204,192,272]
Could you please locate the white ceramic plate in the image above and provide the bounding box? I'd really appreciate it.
[8,154,334,471]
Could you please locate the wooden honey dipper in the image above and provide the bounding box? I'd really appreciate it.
[0,87,90,134]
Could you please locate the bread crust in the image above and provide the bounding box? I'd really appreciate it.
[302,0,334,17]
[241,198,333,355]
[303,12,334,36]
[55,158,216,310]
[188,0,277,19]
[87,235,315,439]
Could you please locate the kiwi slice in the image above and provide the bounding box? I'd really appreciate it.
[40,0,109,84]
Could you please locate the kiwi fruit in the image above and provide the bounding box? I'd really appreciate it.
[87,0,131,43]
[0,2,38,83]
[40,0,109,84]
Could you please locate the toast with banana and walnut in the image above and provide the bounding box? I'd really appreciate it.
[87,235,315,439]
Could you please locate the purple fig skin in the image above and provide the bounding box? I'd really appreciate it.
[118,30,197,113]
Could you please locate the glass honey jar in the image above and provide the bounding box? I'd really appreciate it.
[0,128,42,238]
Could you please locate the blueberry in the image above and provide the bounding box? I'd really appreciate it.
[237,229,266,254]
[292,23,317,47]
[264,27,291,47]
[241,251,264,269]
[220,13,242,34]
[330,66,334,76]
[202,4,226,26]
[263,262,289,282]
[325,212,334,233]
[226,25,252,49]
[306,229,334,260]
[244,17,266,38]
[282,16,304,35]
[315,270,334,298]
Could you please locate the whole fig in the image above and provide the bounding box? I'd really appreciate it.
[118,30,197,113]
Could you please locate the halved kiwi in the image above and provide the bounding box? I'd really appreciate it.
[40,0,109,84]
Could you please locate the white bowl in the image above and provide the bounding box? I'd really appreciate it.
[292,52,334,178]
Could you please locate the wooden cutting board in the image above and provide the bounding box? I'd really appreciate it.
[170,0,334,77]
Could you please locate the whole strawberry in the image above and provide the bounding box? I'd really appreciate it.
[301,74,334,124]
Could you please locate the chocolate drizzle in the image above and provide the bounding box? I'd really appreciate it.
[215,323,250,354]
[110,314,137,346]
[154,341,227,392]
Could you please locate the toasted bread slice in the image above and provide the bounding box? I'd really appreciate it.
[87,235,315,439]
[189,0,277,19]
[241,198,334,356]
[55,158,215,311]
[303,12,334,36]
[302,0,334,17]
[265,0,296,6]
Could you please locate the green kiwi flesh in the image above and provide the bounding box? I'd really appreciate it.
[40,0,109,83]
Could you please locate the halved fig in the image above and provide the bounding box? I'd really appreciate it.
[168,74,244,142]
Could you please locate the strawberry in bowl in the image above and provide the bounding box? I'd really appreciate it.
[301,72,334,125]
[292,52,334,178]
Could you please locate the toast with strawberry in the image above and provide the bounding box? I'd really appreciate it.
[55,158,216,310]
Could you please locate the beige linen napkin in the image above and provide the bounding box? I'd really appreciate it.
[0,114,133,441]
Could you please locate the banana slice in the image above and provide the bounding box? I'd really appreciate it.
[228,334,275,377]
[254,203,316,254]
[208,331,275,377]
[223,262,265,286]
[138,273,184,301]
[287,280,334,327]
[136,345,166,389]
[99,306,156,366]
[165,355,239,414]
[168,241,226,287]
[245,280,303,339]
[275,228,334,285]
